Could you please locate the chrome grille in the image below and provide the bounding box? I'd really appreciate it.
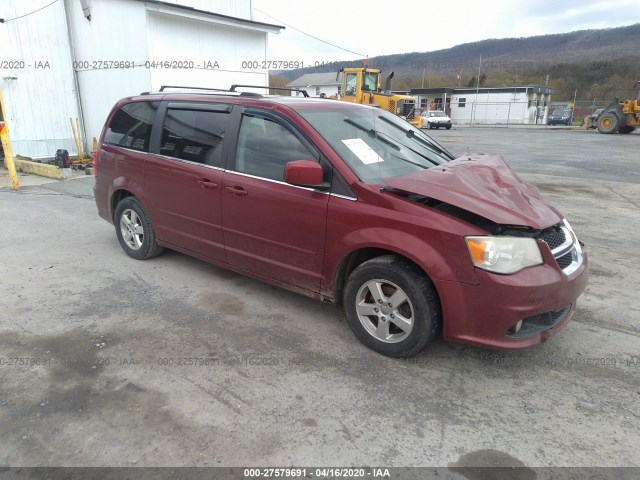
[539,220,584,276]
[541,228,566,250]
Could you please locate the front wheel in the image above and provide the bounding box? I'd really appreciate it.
[343,256,441,357]
[114,197,164,260]
[597,112,619,134]
[446,126,451,130]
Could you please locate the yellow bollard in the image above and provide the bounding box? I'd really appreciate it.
[0,88,19,190]
[76,117,84,161]
[70,118,82,162]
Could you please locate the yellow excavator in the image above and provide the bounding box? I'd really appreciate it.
[337,67,422,127]
[597,81,640,134]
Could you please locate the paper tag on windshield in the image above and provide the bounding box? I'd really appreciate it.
[342,138,383,165]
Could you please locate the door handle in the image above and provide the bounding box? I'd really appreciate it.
[225,186,248,196]
[197,179,218,189]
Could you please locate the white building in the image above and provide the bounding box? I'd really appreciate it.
[411,86,554,125]
[0,0,283,159]
[288,73,341,97]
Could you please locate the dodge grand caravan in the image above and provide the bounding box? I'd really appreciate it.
[94,87,589,357]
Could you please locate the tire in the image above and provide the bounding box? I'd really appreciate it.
[114,197,164,260]
[343,255,441,357]
[619,126,636,134]
[597,112,619,134]
[446,126,451,130]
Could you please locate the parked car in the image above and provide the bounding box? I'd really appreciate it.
[94,87,588,357]
[420,110,452,129]
[547,108,573,126]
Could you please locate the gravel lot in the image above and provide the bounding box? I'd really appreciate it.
[0,126,638,471]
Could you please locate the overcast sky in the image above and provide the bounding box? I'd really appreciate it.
[252,0,640,62]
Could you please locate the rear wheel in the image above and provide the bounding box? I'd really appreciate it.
[597,112,619,134]
[343,256,441,357]
[114,197,164,260]
[619,126,636,134]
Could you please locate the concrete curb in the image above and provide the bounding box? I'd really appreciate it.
[11,158,71,180]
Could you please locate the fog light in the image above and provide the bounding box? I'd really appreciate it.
[514,320,523,333]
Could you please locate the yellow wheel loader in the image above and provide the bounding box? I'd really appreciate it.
[337,68,422,127]
[597,81,640,134]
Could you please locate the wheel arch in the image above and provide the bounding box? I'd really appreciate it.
[107,177,152,223]
[110,189,136,222]
[329,244,450,311]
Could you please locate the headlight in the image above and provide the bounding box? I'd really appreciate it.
[465,236,543,274]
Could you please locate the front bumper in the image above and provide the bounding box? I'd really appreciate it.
[435,248,589,349]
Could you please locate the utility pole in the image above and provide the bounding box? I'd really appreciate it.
[472,54,482,125]
[0,87,20,190]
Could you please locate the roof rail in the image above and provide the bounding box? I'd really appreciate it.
[158,85,231,93]
[140,85,310,98]
[230,84,309,97]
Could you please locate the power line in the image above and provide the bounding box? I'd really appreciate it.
[253,8,366,58]
[0,0,60,23]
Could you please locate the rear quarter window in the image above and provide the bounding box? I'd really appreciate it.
[104,102,158,152]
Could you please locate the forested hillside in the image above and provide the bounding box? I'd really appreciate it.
[272,24,640,101]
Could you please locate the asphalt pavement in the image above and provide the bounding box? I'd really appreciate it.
[0,127,638,470]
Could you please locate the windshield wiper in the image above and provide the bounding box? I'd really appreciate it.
[345,117,435,170]
[376,115,452,159]
[343,118,400,150]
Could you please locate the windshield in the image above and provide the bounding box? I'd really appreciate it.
[299,106,454,184]
[553,109,570,116]
[428,111,447,117]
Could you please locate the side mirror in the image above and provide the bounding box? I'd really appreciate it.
[284,160,324,188]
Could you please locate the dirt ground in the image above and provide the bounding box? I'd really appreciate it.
[0,127,638,470]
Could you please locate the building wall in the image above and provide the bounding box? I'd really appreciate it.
[64,0,152,152]
[1,0,271,159]
[449,91,549,125]
[67,0,268,149]
[145,10,267,92]
[0,1,80,158]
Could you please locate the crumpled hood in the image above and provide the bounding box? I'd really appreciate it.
[385,153,562,230]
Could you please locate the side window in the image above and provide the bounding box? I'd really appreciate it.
[104,102,158,152]
[235,114,315,182]
[458,97,466,108]
[159,106,230,167]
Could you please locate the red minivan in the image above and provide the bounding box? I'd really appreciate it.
[94,88,588,357]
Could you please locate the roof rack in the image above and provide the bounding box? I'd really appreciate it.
[141,85,310,98]
[158,85,231,93]
[230,84,309,97]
